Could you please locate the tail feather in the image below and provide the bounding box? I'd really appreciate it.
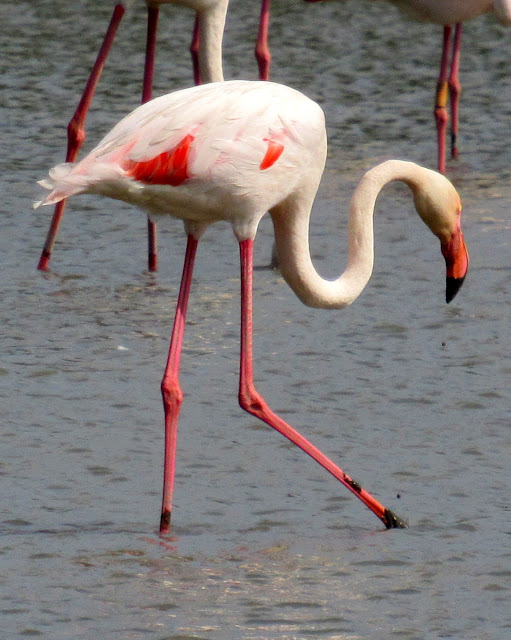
[34,161,126,209]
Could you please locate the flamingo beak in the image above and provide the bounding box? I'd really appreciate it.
[441,227,469,303]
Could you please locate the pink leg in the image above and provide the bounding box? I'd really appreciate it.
[190,16,201,85]
[449,23,462,160]
[143,5,159,272]
[160,235,199,535]
[238,239,405,529]
[434,25,452,174]
[37,4,126,270]
[255,0,271,80]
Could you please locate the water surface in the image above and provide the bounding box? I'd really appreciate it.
[1,1,511,638]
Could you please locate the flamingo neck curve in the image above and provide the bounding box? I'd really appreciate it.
[271,160,446,310]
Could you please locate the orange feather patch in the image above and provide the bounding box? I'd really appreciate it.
[260,139,284,170]
[125,134,195,186]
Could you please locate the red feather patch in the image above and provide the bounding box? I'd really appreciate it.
[125,134,195,186]
[260,139,284,170]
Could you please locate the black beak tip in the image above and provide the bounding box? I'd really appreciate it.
[446,276,466,304]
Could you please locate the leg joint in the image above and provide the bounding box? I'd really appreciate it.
[161,378,184,409]
[239,383,266,416]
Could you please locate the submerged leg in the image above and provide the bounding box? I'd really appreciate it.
[143,5,159,272]
[448,23,462,160]
[37,4,126,270]
[160,235,199,534]
[434,25,452,174]
[255,0,271,80]
[237,239,406,529]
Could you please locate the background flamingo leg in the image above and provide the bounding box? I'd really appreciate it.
[160,235,199,535]
[237,239,406,529]
[37,3,126,271]
[190,16,201,85]
[255,0,271,80]
[448,23,463,160]
[434,25,452,174]
[143,5,160,272]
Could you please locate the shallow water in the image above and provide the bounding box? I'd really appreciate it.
[1,0,511,638]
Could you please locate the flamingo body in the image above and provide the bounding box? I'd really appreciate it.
[36,79,468,533]
[384,0,511,25]
[39,81,324,240]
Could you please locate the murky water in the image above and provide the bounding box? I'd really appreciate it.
[2,0,511,638]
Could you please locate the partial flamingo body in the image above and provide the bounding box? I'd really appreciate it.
[37,0,235,272]
[36,79,469,534]
[305,0,511,173]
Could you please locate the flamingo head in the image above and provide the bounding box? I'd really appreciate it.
[410,169,469,303]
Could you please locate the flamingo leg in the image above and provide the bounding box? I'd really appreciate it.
[190,16,201,85]
[255,0,271,80]
[160,235,199,535]
[143,5,160,272]
[238,239,406,529]
[434,25,452,174]
[448,23,462,160]
[37,4,126,271]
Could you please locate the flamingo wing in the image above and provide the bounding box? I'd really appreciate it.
[87,81,321,180]
[36,81,325,211]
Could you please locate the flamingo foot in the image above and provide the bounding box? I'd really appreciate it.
[160,510,171,535]
[37,251,51,272]
[383,508,408,529]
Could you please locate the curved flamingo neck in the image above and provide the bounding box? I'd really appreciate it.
[271,160,441,310]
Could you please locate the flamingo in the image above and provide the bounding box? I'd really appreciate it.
[37,0,233,273]
[304,0,511,173]
[35,79,469,534]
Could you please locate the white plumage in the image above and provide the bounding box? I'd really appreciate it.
[37,81,325,239]
[384,0,511,25]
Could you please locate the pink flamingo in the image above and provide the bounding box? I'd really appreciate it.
[305,0,511,173]
[35,79,468,534]
[37,0,236,273]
